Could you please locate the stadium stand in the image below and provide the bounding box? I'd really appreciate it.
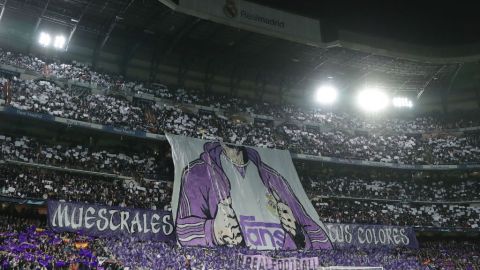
[1,49,480,167]
[0,165,171,210]
[1,217,479,269]
[0,1,479,267]
[0,46,480,268]
[0,133,172,180]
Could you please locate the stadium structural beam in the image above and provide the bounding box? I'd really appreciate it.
[91,34,103,69]
[229,65,245,97]
[335,69,371,96]
[228,32,254,53]
[119,29,152,77]
[148,45,168,83]
[27,0,50,52]
[99,0,136,52]
[416,65,448,100]
[65,0,92,51]
[93,0,135,68]
[476,73,480,108]
[99,16,119,51]
[396,77,413,94]
[164,18,201,55]
[193,24,223,57]
[203,58,217,94]
[210,32,254,63]
[204,24,223,42]
[278,75,294,103]
[149,18,201,82]
[477,86,480,109]
[177,55,193,88]
[441,63,463,114]
[446,64,463,94]
[293,58,328,88]
[149,18,200,83]
[232,40,278,71]
[254,72,269,101]
[121,8,171,77]
[0,0,7,23]
[200,31,252,65]
[33,0,50,33]
[148,50,160,84]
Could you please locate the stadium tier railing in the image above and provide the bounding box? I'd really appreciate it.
[4,159,131,179]
[0,194,46,205]
[315,195,480,204]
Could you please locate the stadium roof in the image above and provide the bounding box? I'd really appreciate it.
[255,1,480,46]
[2,0,480,102]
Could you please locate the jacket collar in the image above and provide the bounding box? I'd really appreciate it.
[201,142,262,171]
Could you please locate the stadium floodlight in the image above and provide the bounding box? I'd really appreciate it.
[38,32,51,47]
[53,35,66,49]
[357,88,389,112]
[392,97,413,108]
[315,85,338,105]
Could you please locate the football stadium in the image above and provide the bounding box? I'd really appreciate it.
[0,0,479,269]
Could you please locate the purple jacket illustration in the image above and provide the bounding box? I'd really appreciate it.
[176,142,332,250]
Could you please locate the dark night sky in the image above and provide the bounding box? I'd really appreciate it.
[250,1,480,46]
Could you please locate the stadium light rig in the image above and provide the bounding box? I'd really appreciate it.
[38,32,51,47]
[53,35,66,49]
[315,85,338,105]
[392,97,413,108]
[38,31,66,50]
[357,88,389,112]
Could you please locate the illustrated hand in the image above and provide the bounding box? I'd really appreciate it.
[213,197,243,246]
[273,191,297,237]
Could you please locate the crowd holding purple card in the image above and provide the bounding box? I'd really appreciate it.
[1,215,480,269]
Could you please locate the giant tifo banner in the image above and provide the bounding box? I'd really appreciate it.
[167,134,333,250]
[47,201,175,241]
[325,223,418,249]
[159,0,322,46]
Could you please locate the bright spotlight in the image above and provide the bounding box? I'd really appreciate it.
[53,35,66,49]
[38,32,51,47]
[392,97,413,108]
[315,85,338,105]
[357,88,389,112]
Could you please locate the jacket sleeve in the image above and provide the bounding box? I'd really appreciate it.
[265,167,333,250]
[176,162,217,247]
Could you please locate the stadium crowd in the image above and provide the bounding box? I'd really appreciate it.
[2,48,480,270]
[307,169,480,202]
[0,165,172,210]
[0,133,172,180]
[2,48,480,131]
[2,73,480,165]
[0,215,122,269]
[306,169,480,228]
[2,162,480,229]
[1,49,480,167]
[1,214,479,270]
[313,197,480,228]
